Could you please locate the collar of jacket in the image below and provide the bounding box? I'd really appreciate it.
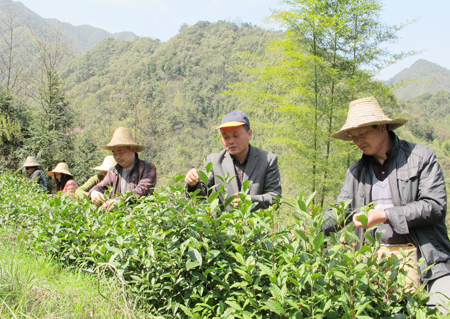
[360,131,399,169]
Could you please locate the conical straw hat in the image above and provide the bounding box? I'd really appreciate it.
[100,127,146,152]
[22,156,40,167]
[91,156,117,171]
[332,96,407,141]
[48,162,73,177]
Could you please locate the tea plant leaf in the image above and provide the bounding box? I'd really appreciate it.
[225,300,241,311]
[356,245,371,256]
[206,250,221,263]
[178,304,193,317]
[186,261,200,270]
[313,232,325,251]
[205,162,213,174]
[187,247,202,266]
[198,171,209,186]
[208,192,220,203]
[266,299,285,315]
[175,175,185,183]
[356,214,368,227]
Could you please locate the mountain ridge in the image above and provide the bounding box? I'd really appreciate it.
[0,0,137,53]
[386,59,450,100]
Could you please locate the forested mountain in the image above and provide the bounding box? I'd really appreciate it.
[62,21,279,183]
[387,59,450,100]
[2,0,449,209]
[0,0,136,53]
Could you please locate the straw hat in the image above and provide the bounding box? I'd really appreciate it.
[48,162,73,177]
[22,156,40,167]
[332,96,407,141]
[91,156,117,171]
[100,127,146,152]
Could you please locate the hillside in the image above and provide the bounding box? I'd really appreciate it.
[387,59,450,100]
[62,21,279,181]
[0,0,137,53]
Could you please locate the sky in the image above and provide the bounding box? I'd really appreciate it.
[15,0,450,80]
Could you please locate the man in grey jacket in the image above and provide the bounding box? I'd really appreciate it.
[322,96,450,307]
[185,111,281,211]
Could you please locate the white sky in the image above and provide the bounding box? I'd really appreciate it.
[15,0,450,80]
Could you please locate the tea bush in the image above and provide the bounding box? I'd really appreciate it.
[0,173,444,318]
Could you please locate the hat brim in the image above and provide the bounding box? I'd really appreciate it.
[332,118,408,141]
[216,121,246,129]
[100,144,146,152]
[48,170,74,178]
[22,163,40,167]
[91,165,114,171]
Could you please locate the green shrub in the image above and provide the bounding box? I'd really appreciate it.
[0,173,444,318]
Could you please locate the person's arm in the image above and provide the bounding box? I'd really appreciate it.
[385,149,447,235]
[75,175,101,199]
[185,156,214,197]
[64,179,79,193]
[30,170,40,183]
[90,171,113,196]
[248,154,281,210]
[132,162,157,196]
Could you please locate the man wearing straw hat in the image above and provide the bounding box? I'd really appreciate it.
[22,156,47,192]
[89,127,157,211]
[322,96,450,306]
[185,111,281,211]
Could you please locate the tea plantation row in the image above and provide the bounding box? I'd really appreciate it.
[0,173,441,318]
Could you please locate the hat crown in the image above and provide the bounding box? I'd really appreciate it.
[91,155,117,171]
[109,127,136,145]
[100,127,146,152]
[216,111,250,129]
[48,162,73,177]
[347,96,390,123]
[23,156,39,167]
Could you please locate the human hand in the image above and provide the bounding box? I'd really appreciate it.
[90,190,106,205]
[231,192,244,208]
[185,168,201,186]
[353,209,386,228]
[102,199,117,211]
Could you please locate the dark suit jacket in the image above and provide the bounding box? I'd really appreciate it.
[188,145,282,211]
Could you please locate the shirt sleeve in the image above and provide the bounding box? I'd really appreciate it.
[64,179,79,193]
[248,154,282,210]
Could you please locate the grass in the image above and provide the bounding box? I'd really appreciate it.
[0,230,152,319]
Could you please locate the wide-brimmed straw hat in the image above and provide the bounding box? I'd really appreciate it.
[100,127,146,152]
[91,156,117,171]
[48,162,73,177]
[22,156,40,167]
[332,96,407,141]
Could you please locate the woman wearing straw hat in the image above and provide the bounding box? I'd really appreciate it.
[321,96,450,307]
[48,162,78,194]
[75,156,117,199]
[89,127,157,211]
[22,156,47,192]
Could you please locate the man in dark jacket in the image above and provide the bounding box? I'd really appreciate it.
[90,127,157,211]
[322,96,450,307]
[185,111,281,211]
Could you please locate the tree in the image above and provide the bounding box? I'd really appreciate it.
[0,90,28,171]
[22,23,74,175]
